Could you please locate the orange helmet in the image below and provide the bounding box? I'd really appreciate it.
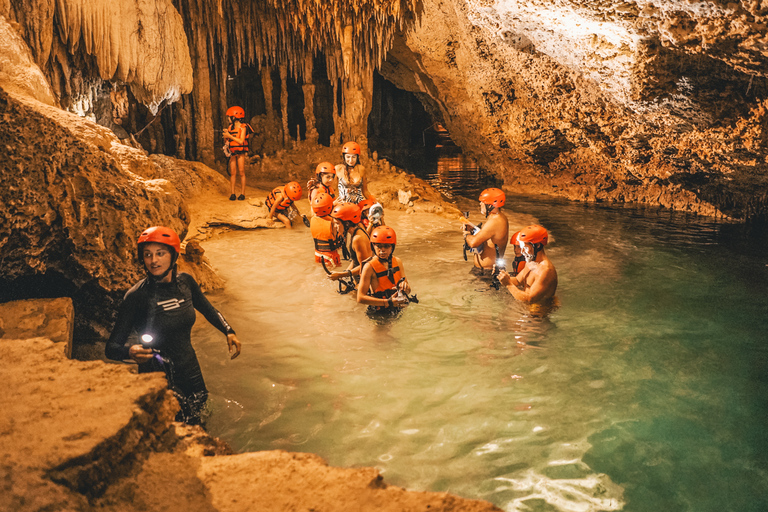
[518,225,548,245]
[138,226,181,254]
[357,196,376,212]
[370,225,397,245]
[315,161,335,177]
[479,188,505,209]
[311,192,335,217]
[226,106,245,119]
[284,181,302,201]
[331,203,362,224]
[342,141,361,155]
[510,231,521,244]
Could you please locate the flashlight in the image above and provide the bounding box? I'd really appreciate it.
[141,334,154,347]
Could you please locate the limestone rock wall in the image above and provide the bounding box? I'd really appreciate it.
[377,0,768,220]
[0,87,190,339]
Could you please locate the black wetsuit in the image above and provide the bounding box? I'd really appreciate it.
[105,272,234,424]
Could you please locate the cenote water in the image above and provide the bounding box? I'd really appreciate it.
[191,169,768,511]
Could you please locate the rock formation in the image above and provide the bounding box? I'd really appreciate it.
[5,0,767,219]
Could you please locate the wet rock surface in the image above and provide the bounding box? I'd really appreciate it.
[0,334,502,512]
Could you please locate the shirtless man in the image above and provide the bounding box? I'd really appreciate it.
[462,188,509,271]
[498,224,558,304]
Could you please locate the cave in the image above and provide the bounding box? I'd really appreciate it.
[2,1,768,510]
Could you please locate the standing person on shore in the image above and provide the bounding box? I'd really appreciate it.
[222,106,252,201]
[461,188,509,274]
[336,141,372,205]
[498,224,558,305]
[105,226,242,425]
[266,181,304,229]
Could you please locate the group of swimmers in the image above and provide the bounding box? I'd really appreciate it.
[105,106,558,425]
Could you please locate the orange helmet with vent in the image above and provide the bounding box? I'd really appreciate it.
[479,188,505,209]
[138,226,181,254]
[342,141,361,155]
[311,193,335,217]
[331,203,362,224]
[357,197,376,212]
[315,161,335,177]
[284,181,303,201]
[370,226,397,245]
[518,225,548,246]
[226,106,245,119]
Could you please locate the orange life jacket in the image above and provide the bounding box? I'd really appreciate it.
[310,216,342,252]
[226,122,253,154]
[368,256,402,298]
[265,186,293,212]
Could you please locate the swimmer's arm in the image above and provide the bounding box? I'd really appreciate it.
[187,274,241,359]
[356,264,397,306]
[395,258,411,295]
[356,264,376,305]
[506,271,553,303]
[106,290,154,364]
[464,222,493,248]
[268,198,280,218]
[329,265,360,281]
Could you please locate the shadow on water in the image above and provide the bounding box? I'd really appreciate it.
[193,148,768,512]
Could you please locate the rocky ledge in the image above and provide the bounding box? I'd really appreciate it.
[0,301,501,512]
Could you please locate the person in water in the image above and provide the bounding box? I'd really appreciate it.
[357,226,411,313]
[307,161,337,207]
[105,226,242,425]
[462,188,509,273]
[498,224,558,304]
[222,106,253,201]
[265,181,304,229]
[335,141,372,205]
[310,192,343,268]
[508,231,527,277]
[328,202,372,283]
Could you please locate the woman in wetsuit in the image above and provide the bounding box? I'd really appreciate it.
[105,226,242,425]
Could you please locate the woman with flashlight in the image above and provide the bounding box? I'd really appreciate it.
[105,226,242,425]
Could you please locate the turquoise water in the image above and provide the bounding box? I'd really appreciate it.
[193,193,768,512]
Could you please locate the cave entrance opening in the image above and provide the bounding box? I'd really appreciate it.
[367,71,499,199]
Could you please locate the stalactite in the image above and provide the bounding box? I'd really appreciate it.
[280,63,290,144]
[302,55,318,144]
[47,0,193,113]
[261,65,275,127]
